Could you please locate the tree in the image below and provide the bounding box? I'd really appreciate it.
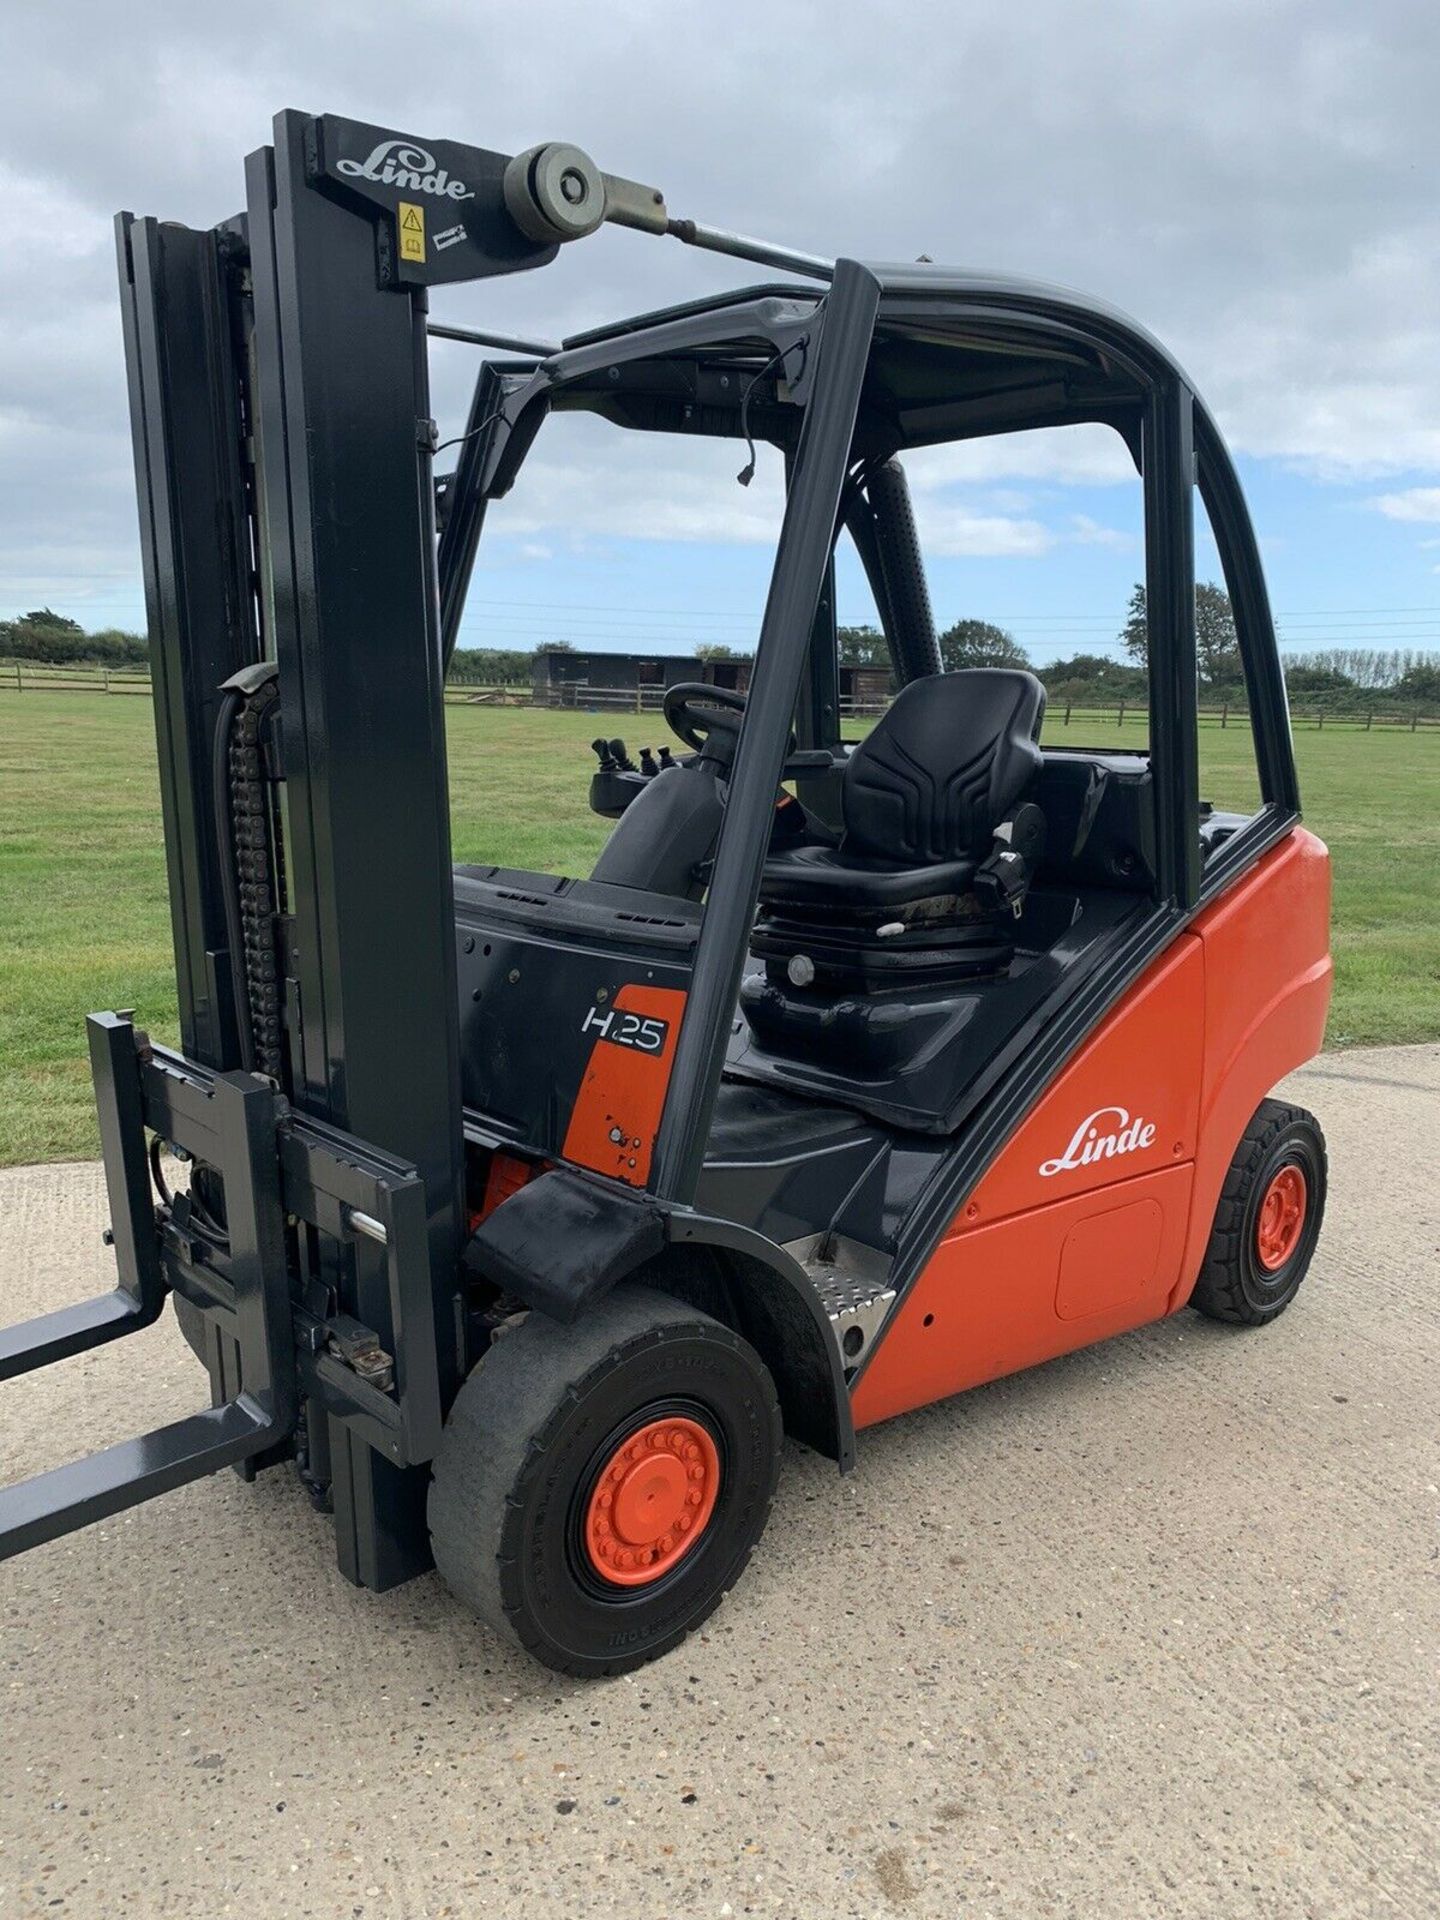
[1038,652,1148,703]
[1195,584,1242,690]
[1392,661,1440,706]
[1284,664,1354,695]
[1121,583,1148,668]
[837,624,890,668]
[20,607,82,634]
[1,615,148,666]
[936,619,1029,671]
[696,643,752,663]
[447,646,535,685]
[1119,581,1241,691]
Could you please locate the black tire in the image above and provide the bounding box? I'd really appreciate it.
[428,1286,783,1677]
[1189,1099,1327,1325]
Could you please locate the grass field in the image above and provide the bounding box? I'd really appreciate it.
[2,691,1437,1165]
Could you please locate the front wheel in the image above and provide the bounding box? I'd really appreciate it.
[1189,1099,1327,1326]
[428,1286,782,1676]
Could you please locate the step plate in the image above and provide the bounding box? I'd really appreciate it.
[785,1233,897,1379]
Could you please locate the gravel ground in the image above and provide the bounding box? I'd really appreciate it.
[1,1044,1436,1920]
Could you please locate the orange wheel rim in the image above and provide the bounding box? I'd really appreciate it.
[1255,1165,1307,1271]
[583,1415,720,1588]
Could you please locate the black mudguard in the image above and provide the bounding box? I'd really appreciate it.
[465,1170,855,1471]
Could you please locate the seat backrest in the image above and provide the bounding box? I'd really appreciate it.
[842,669,1046,864]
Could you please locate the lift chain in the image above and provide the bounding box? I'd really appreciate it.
[227,680,287,1080]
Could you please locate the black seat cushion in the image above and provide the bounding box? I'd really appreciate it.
[761,669,1045,912]
[753,842,977,912]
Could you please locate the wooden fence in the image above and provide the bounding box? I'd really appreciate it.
[465,683,1440,730]
[1,658,153,695]
[5,658,1437,732]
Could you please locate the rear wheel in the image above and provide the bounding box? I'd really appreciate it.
[1189,1099,1327,1325]
[428,1286,782,1676]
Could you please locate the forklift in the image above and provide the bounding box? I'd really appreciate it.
[0,113,1332,1675]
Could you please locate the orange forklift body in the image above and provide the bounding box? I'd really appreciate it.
[853,829,1331,1427]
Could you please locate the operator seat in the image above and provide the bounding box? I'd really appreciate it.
[752,668,1047,986]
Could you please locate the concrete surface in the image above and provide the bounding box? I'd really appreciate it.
[1,1045,1436,1920]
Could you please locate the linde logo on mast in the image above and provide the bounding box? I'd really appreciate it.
[1039,1105,1157,1177]
[336,140,474,201]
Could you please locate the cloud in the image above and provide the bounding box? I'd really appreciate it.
[1069,514,1135,550]
[3,0,1439,619]
[904,426,1137,490]
[1373,488,1440,523]
[913,504,1054,559]
[485,423,790,549]
[486,414,1080,560]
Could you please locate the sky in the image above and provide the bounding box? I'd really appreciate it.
[2,0,1438,667]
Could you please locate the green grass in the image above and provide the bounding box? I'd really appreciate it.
[2,693,1436,1165]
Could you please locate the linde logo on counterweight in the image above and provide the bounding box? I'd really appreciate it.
[1039,1105,1157,1177]
[336,140,474,200]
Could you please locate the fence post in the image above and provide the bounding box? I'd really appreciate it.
[1317,710,1323,730]
[1366,710,1373,731]
[1117,700,1125,728]
[1413,711,1419,733]
[1064,701,1072,726]
[1221,703,1227,729]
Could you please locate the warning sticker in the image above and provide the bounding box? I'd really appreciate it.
[398,201,425,263]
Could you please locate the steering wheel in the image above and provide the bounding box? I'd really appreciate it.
[662,682,749,760]
[662,682,831,777]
